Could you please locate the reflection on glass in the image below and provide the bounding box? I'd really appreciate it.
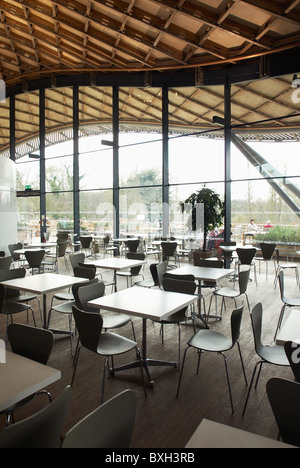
[80,190,114,235]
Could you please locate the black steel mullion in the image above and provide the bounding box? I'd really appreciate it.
[113,85,120,239]
[162,85,169,237]
[73,84,80,239]
[39,88,46,242]
[224,76,232,264]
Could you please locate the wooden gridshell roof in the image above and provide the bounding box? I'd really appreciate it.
[0,0,300,155]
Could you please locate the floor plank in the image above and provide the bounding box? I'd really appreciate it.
[0,256,298,447]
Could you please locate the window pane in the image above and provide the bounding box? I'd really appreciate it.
[46,192,74,238]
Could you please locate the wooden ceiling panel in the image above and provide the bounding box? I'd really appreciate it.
[0,0,298,85]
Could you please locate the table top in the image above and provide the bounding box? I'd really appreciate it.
[276,309,300,346]
[0,273,89,295]
[186,419,294,449]
[0,351,61,412]
[88,287,197,322]
[90,257,146,271]
[170,265,234,282]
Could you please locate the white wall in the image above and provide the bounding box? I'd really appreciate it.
[0,157,17,254]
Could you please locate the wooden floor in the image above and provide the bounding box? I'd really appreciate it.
[0,256,298,448]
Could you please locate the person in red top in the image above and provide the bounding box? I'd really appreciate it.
[264,220,273,229]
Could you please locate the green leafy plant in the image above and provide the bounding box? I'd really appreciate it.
[180,187,225,251]
[256,225,300,244]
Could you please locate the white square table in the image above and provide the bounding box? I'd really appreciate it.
[169,265,234,327]
[88,287,197,386]
[90,257,146,292]
[0,273,89,332]
[0,351,61,412]
[186,419,294,449]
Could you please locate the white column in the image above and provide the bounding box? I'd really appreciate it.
[0,156,17,254]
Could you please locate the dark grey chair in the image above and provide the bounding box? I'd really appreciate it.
[0,386,71,448]
[209,267,251,316]
[62,389,137,448]
[256,243,276,280]
[275,270,300,339]
[69,253,85,272]
[24,250,46,274]
[176,305,247,414]
[135,263,159,288]
[267,378,300,447]
[154,277,197,369]
[73,265,96,280]
[0,268,42,324]
[161,242,179,269]
[71,306,147,404]
[0,284,37,335]
[0,323,54,425]
[73,279,136,341]
[117,253,145,287]
[284,341,300,383]
[0,256,13,270]
[236,247,257,286]
[242,303,290,417]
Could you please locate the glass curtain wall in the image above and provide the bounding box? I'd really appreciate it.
[45,87,74,240]
[79,86,114,236]
[119,87,163,240]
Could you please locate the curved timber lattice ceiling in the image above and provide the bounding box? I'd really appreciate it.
[0,0,299,84]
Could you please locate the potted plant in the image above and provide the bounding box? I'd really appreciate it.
[180,187,225,257]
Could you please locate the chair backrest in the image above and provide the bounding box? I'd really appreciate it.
[162,277,196,296]
[197,259,224,269]
[230,305,244,345]
[62,389,137,448]
[8,243,23,261]
[284,341,300,383]
[57,241,69,257]
[24,250,45,268]
[69,253,85,271]
[127,253,146,275]
[278,271,287,303]
[0,284,6,312]
[161,242,177,256]
[259,243,276,260]
[0,386,72,449]
[0,267,27,298]
[236,248,256,265]
[267,378,300,447]
[75,281,105,312]
[127,239,140,253]
[57,232,69,241]
[0,256,13,270]
[73,265,96,280]
[163,272,195,283]
[7,323,54,365]
[156,261,168,289]
[80,236,92,248]
[72,305,103,353]
[238,267,251,294]
[149,263,159,286]
[250,303,264,357]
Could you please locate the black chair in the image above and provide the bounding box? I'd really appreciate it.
[267,378,300,447]
[79,236,93,257]
[242,303,289,417]
[0,284,37,336]
[135,263,159,288]
[126,239,140,253]
[161,242,179,269]
[72,280,136,342]
[275,271,300,340]
[0,268,42,325]
[117,253,146,287]
[46,241,70,273]
[24,250,46,275]
[154,277,197,369]
[208,267,251,316]
[256,243,276,281]
[0,256,13,270]
[73,265,96,280]
[78,261,114,291]
[236,247,257,286]
[284,341,300,383]
[71,306,147,404]
[62,389,137,448]
[0,323,54,425]
[0,386,71,448]
[8,243,23,266]
[176,305,247,414]
[69,253,85,272]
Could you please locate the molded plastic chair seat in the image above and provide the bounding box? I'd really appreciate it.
[242,303,289,417]
[0,386,71,448]
[177,305,247,413]
[96,332,139,356]
[61,390,137,449]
